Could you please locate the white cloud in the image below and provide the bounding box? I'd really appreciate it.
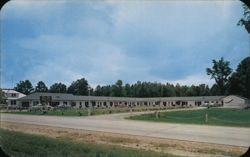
[166,74,215,87]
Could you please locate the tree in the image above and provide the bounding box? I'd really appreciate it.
[228,57,250,98]
[35,81,48,92]
[175,83,187,96]
[112,80,124,97]
[100,85,111,96]
[198,84,210,96]
[124,83,131,97]
[206,57,232,95]
[14,80,34,95]
[210,84,219,96]
[49,83,67,93]
[186,85,197,96]
[238,4,250,34]
[0,88,6,104]
[162,83,176,97]
[94,85,102,96]
[67,78,89,95]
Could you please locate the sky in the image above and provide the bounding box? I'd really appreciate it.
[1,0,249,89]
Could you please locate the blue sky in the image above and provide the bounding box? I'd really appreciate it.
[1,0,249,88]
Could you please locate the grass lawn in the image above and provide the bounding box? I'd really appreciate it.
[5,107,171,117]
[128,108,250,127]
[0,129,180,157]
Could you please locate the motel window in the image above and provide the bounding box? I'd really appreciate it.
[51,102,59,107]
[85,102,89,108]
[22,102,30,108]
[71,102,76,107]
[11,100,16,105]
[63,102,68,105]
[92,101,96,107]
[11,93,18,97]
[195,101,201,106]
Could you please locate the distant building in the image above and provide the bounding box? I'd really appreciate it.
[223,95,250,109]
[16,92,250,109]
[2,89,26,107]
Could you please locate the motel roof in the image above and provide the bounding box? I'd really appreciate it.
[18,92,225,102]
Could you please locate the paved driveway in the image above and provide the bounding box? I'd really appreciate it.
[1,111,250,147]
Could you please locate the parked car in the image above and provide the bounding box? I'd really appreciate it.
[56,104,71,109]
[29,104,44,112]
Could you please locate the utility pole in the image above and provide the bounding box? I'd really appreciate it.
[205,113,208,123]
[155,111,159,119]
[88,85,91,116]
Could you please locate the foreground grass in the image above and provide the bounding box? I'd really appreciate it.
[5,107,174,116]
[0,129,180,157]
[129,108,250,127]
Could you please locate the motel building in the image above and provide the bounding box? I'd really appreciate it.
[14,92,250,109]
[2,89,26,107]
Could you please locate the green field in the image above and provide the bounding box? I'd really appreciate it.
[128,108,250,127]
[0,129,180,157]
[5,107,171,116]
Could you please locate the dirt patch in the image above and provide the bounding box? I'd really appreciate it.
[1,121,247,157]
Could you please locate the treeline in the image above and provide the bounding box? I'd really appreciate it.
[13,78,89,96]
[94,81,211,97]
[12,57,250,98]
[12,78,211,97]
